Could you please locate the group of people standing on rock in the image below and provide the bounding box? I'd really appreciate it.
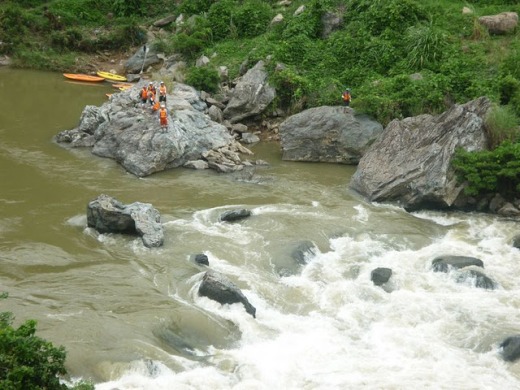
[139,80,169,129]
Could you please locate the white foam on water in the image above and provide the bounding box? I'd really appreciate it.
[94,208,520,389]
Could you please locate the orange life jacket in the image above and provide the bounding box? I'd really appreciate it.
[141,88,148,99]
[342,91,351,101]
[159,85,167,96]
[152,101,160,111]
[159,108,167,118]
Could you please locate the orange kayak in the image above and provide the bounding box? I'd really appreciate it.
[112,82,133,89]
[63,73,105,82]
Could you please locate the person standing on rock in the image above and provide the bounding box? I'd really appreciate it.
[158,81,167,103]
[342,88,352,107]
[140,86,148,108]
[159,104,168,129]
[147,81,156,97]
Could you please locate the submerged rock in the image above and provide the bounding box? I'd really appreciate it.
[500,335,520,362]
[431,255,484,272]
[456,269,496,290]
[87,194,164,248]
[291,240,318,266]
[371,267,392,286]
[198,270,256,318]
[219,209,252,222]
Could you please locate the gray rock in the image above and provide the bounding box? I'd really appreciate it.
[208,105,223,123]
[183,160,209,170]
[241,132,260,144]
[350,97,491,210]
[456,269,496,290]
[432,255,484,272]
[220,209,252,222]
[194,254,209,266]
[512,234,520,249]
[125,45,162,74]
[86,194,164,248]
[280,106,383,164]
[371,267,392,286]
[498,202,520,217]
[500,335,520,362]
[153,15,176,27]
[55,82,247,177]
[479,12,518,35]
[291,240,318,265]
[198,270,256,318]
[321,11,343,38]
[223,61,276,123]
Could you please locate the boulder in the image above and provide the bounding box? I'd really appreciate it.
[223,61,276,123]
[371,267,392,286]
[153,15,176,28]
[198,270,256,318]
[321,11,343,39]
[479,12,518,35]
[86,194,164,248]
[291,240,318,265]
[279,106,383,164]
[349,97,491,210]
[240,132,260,144]
[125,45,163,74]
[55,82,251,177]
[456,269,496,290]
[512,234,520,249]
[220,209,252,222]
[432,255,484,272]
[193,254,209,266]
[500,335,520,362]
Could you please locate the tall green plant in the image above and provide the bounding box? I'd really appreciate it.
[485,104,520,148]
[405,21,447,70]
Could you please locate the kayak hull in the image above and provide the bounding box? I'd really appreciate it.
[63,73,105,82]
[97,71,127,82]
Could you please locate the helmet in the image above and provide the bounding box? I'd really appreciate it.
[160,81,164,84]
[161,104,165,108]
[149,82,153,85]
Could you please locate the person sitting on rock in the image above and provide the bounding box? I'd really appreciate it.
[159,104,168,128]
[158,81,167,103]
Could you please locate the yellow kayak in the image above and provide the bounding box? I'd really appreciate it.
[96,71,127,82]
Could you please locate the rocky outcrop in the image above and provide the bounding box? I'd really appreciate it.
[279,106,383,164]
[291,240,318,266]
[223,61,276,123]
[349,97,491,211]
[198,270,256,318]
[456,269,496,290]
[479,12,518,35]
[55,82,254,177]
[193,254,209,266]
[125,45,163,73]
[86,194,164,248]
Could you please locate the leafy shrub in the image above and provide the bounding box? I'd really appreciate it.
[185,66,220,92]
[50,28,83,52]
[499,74,520,105]
[0,293,93,390]
[270,68,310,112]
[232,0,272,38]
[452,141,520,197]
[178,0,214,15]
[171,32,208,60]
[207,0,235,40]
[0,5,32,54]
[112,0,143,17]
[348,0,427,37]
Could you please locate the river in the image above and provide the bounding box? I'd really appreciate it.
[1,68,520,389]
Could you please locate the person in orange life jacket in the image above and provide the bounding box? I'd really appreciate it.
[158,81,167,103]
[147,81,156,96]
[342,88,351,107]
[159,104,168,128]
[140,86,148,107]
[152,100,160,112]
[147,89,156,107]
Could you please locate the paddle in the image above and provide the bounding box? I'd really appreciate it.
[140,45,149,74]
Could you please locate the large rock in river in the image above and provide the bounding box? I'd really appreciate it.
[349,97,491,210]
[55,82,251,177]
[87,194,164,248]
[223,60,276,123]
[279,106,383,164]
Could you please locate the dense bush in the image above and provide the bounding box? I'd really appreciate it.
[185,66,220,93]
[485,104,520,148]
[0,293,93,390]
[453,141,520,197]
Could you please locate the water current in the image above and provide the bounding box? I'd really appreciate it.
[1,68,520,389]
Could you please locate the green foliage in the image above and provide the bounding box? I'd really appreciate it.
[232,0,272,38]
[185,66,220,93]
[207,0,234,40]
[112,0,143,17]
[0,293,94,390]
[405,21,447,70]
[499,74,520,105]
[177,0,214,15]
[452,141,520,197]
[270,67,310,113]
[485,104,520,148]
[0,5,33,54]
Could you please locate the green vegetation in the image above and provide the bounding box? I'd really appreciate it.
[1,0,520,197]
[0,292,94,390]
